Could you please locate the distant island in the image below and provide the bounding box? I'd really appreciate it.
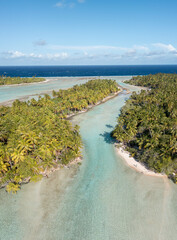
[0,79,120,193]
[112,73,177,182]
[0,75,45,85]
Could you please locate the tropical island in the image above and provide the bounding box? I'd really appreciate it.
[112,73,177,182]
[0,75,45,85]
[0,79,120,193]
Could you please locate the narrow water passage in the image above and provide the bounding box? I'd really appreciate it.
[41,91,177,240]
[0,78,177,240]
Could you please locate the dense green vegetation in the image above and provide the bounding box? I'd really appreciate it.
[112,74,177,182]
[0,76,45,85]
[0,79,119,192]
[31,79,119,117]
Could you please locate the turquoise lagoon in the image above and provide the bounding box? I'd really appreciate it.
[0,77,99,103]
[0,77,177,240]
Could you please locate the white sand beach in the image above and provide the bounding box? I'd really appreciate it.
[115,145,166,178]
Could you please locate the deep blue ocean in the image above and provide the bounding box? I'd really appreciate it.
[0,65,177,77]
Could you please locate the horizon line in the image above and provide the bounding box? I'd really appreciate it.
[1,64,177,67]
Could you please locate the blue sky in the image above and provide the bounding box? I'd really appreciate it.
[0,0,177,65]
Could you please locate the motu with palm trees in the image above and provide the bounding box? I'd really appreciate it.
[112,74,177,182]
[0,79,120,193]
[0,75,45,85]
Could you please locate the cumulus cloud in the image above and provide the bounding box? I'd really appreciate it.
[1,51,68,60]
[2,51,25,59]
[133,45,149,51]
[122,49,137,58]
[153,43,177,53]
[45,52,68,59]
[1,43,177,64]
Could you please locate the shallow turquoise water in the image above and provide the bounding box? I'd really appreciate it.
[0,77,87,103]
[0,76,131,103]
[0,77,177,240]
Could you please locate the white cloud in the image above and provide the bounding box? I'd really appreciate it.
[133,45,149,51]
[122,49,136,58]
[1,43,177,64]
[1,51,69,60]
[153,43,177,53]
[46,52,68,59]
[29,53,43,58]
[2,51,25,58]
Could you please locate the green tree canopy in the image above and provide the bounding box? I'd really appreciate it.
[112,74,177,182]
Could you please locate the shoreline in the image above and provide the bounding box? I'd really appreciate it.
[115,145,166,178]
[115,81,160,177]
[67,88,123,119]
[0,76,126,107]
[0,90,54,107]
[0,76,110,88]
[0,84,123,109]
[122,79,149,91]
[40,156,82,178]
[0,78,50,88]
[0,76,97,88]
[0,86,122,191]
[0,75,132,89]
[0,156,82,190]
[0,94,41,107]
